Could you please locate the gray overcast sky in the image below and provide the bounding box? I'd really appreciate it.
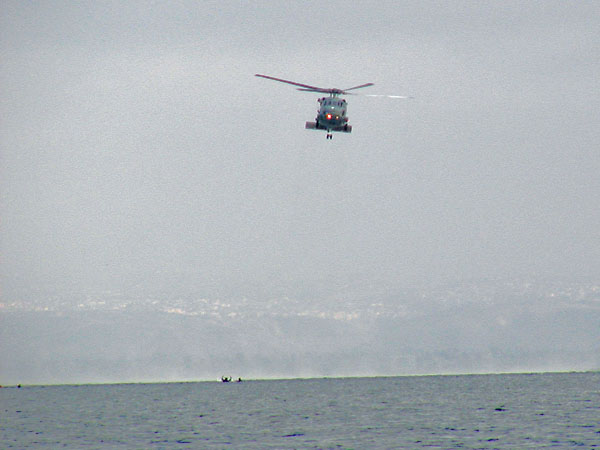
[2,1,599,299]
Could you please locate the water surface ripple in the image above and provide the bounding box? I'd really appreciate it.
[2,372,599,448]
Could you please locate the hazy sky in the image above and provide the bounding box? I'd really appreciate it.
[2,1,599,299]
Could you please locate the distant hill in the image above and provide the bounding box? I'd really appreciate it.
[1,278,599,385]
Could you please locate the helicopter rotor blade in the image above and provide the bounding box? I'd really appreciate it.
[296,88,333,93]
[342,83,375,92]
[256,74,378,95]
[255,74,326,92]
[255,74,408,98]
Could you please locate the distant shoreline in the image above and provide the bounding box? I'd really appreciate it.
[3,369,598,389]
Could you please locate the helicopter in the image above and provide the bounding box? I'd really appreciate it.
[255,74,409,139]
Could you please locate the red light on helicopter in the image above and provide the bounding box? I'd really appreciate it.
[326,114,332,120]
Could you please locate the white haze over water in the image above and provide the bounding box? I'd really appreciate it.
[2,277,599,385]
[1,1,600,384]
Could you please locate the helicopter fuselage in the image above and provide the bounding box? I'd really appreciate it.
[316,96,348,130]
[305,95,352,138]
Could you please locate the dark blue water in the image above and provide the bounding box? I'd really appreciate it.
[2,372,599,449]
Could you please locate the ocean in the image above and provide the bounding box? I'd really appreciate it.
[1,372,599,449]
